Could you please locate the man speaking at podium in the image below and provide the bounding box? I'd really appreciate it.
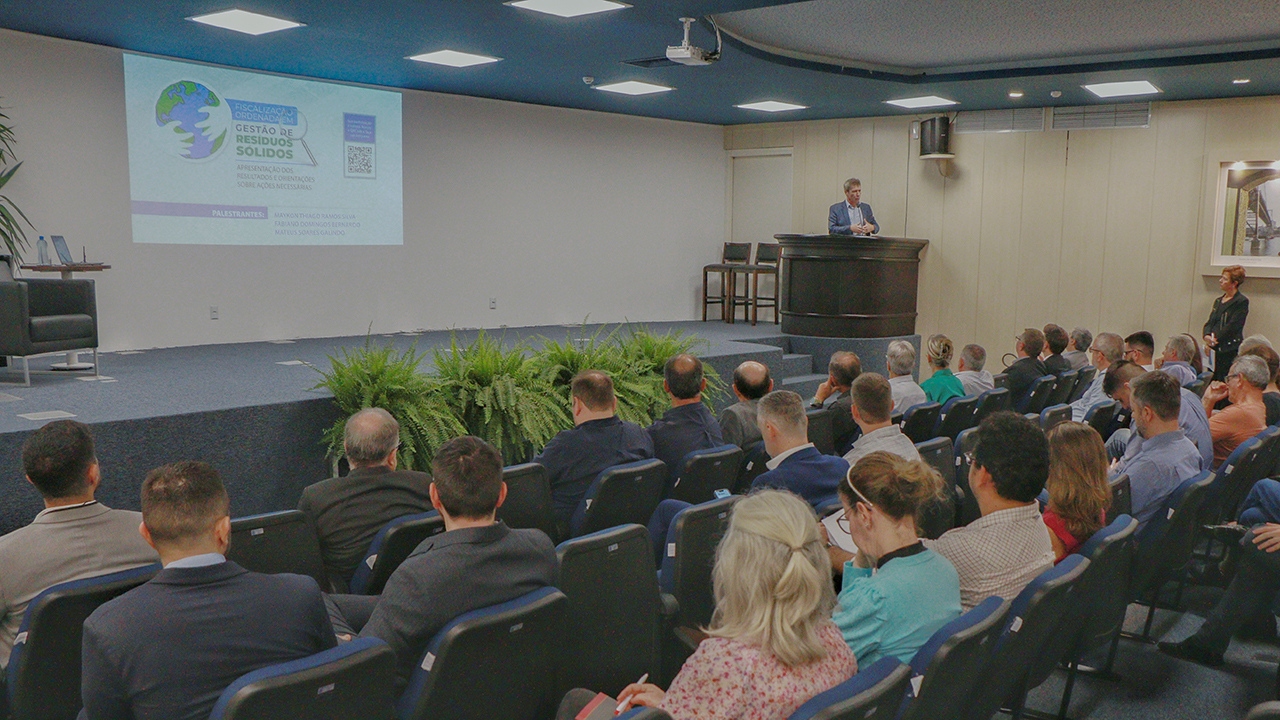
[828,177,879,235]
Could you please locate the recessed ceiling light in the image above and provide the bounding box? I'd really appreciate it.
[885,95,958,109]
[736,101,807,112]
[593,81,673,96]
[407,50,502,68]
[506,0,629,18]
[188,9,303,36]
[1008,91,1024,99]
[1234,78,1251,85]
[1083,80,1161,98]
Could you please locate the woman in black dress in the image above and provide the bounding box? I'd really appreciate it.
[1203,265,1249,381]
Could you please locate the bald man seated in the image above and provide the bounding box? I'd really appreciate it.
[719,361,772,449]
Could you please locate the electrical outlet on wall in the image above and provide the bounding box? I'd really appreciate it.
[210,306,219,320]
[489,298,496,310]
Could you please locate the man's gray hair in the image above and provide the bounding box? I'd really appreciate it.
[960,344,986,372]
[1094,332,1125,365]
[344,408,400,465]
[757,390,807,436]
[1070,328,1093,353]
[1231,354,1271,390]
[1165,334,1196,362]
[843,177,862,192]
[1240,335,1273,355]
[886,340,916,377]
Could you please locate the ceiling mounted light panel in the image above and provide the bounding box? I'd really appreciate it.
[506,0,629,18]
[885,95,958,109]
[736,101,807,112]
[188,9,304,36]
[1083,80,1161,98]
[408,50,502,68]
[593,80,672,96]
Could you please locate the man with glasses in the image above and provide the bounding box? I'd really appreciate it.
[1124,331,1156,371]
[298,408,435,588]
[1070,332,1123,421]
[1202,355,1269,467]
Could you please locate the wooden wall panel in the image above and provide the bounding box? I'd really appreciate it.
[1098,126,1159,336]
[973,133,1027,362]
[1016,131,1068,332]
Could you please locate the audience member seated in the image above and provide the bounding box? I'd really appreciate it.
[828,453,961,665]
[1042,324,1072,376]
[925,412,1055,610]
[1240,343,1280,426]
[603,491,857,720]
[719,360,773,448]
[1239,334,1272,356]
[886,340,926,413]
[1124,331,1156,371]
[1157,334,1200,387]
[298,408,434,587]
[80,462,335,720]
[1105,360,1213,471]
[842,374,921,466]
[1110,372,1202,531]
[647,354,724,488]
[955,343,995,396]
[809,351,863,449]
[752,390,851,507]
[1202,355,1269,468]
[1042,422,1110,560]
[534,370,654,524]
[1006,329,1049,408]
[1071,332,1124,422]
[1063,327,1092,371]
[0,420,158,669]
[331,436,557,687]
[920,334,965,405]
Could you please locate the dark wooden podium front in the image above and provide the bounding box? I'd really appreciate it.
[774,235,929,338]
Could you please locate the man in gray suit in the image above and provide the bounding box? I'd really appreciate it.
[719,361,772,448]
[0,420,157,668]
[330,436,557,686]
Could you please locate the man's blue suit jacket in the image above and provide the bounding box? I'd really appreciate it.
[751,446,848,508]
[828,201,879,235]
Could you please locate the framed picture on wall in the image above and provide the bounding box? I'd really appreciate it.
[1210,160,1280,269]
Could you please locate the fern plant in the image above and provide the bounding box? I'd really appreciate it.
[310,338,466,472]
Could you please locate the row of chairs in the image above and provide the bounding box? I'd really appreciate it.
[701,241,780,326]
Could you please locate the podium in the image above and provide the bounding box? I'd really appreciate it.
[774,234,928,338]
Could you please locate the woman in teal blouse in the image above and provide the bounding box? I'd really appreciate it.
[920,334,966,405]
[828,452,961,666]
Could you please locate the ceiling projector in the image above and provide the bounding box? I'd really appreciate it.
[666,17,719,66]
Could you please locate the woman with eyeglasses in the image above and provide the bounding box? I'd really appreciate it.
[829,452,961,666]
[1043,422,1110,560]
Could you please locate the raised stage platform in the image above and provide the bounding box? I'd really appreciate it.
[0,321,918,535]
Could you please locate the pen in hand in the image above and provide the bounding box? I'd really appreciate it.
[615,673,649,714]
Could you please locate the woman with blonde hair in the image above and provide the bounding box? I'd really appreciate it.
[1043,422,1111,559]
[617,490,856,719]
[920,334,965,405]
[831,452,961,665]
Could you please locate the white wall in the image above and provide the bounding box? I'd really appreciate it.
[0,29,727,351]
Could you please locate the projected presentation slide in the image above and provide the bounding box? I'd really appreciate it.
[123,54,403,246]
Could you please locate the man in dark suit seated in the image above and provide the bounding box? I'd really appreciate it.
[751,390,850,507]
[719,360,772,448]
[828,177,879,235]
[298,408,434,588]
[647,354,724,490]
[330,436,557,686]
[1006,328,1049,407]
[809,351,862,451]
[1042,324,1072,376]
[80,462,335,720]
[534,370,654,526]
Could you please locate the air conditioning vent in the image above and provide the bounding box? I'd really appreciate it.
[1050,103,1150,130]
[954,108,1046,134]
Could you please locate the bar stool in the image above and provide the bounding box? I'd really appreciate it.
[702,243,752,321]
[730,242,780,325]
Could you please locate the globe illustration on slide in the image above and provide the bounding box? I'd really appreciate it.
[154,81,231,161]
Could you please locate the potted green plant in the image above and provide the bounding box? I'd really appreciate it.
[0,100,32,266]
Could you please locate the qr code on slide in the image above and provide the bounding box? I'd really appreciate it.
[344,143,375,179]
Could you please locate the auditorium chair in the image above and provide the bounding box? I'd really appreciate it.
[569,458,667,538]
[954,427,980,527]
[963,555,1089,720]
[899,597,1009,720]
[668,444,743,504]
[659,496,737,630]
[992,373,1009,390]
[497,462,559,543]
[1017,375,1057,414]
[1067,366,1097,404]
[0,278,98,386]
[935,394,980,441]
[350,511,446,595]
[208,637,396,720]
[6,563,160,720]
[1046,369,1078,407]
[1109,474,1132,517]
[1082,401,1119,442]
[806,406,837,455]
[227,509,329,590]
[397,587,567,720]
[1247,702,1280,720]
[733,440,769,493]
[1186,370,1214,398]
[1038,404,1072,433]
[555,525,661,697]
[701,242,752,322]
[1204,429,1279,525]
[971,388,1011,425]
[1127,470,1215,641]
[785,657,912,720]
[915,437,956,539]
[901,402,942,444]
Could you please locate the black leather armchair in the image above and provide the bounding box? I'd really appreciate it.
[0,279,98,385]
